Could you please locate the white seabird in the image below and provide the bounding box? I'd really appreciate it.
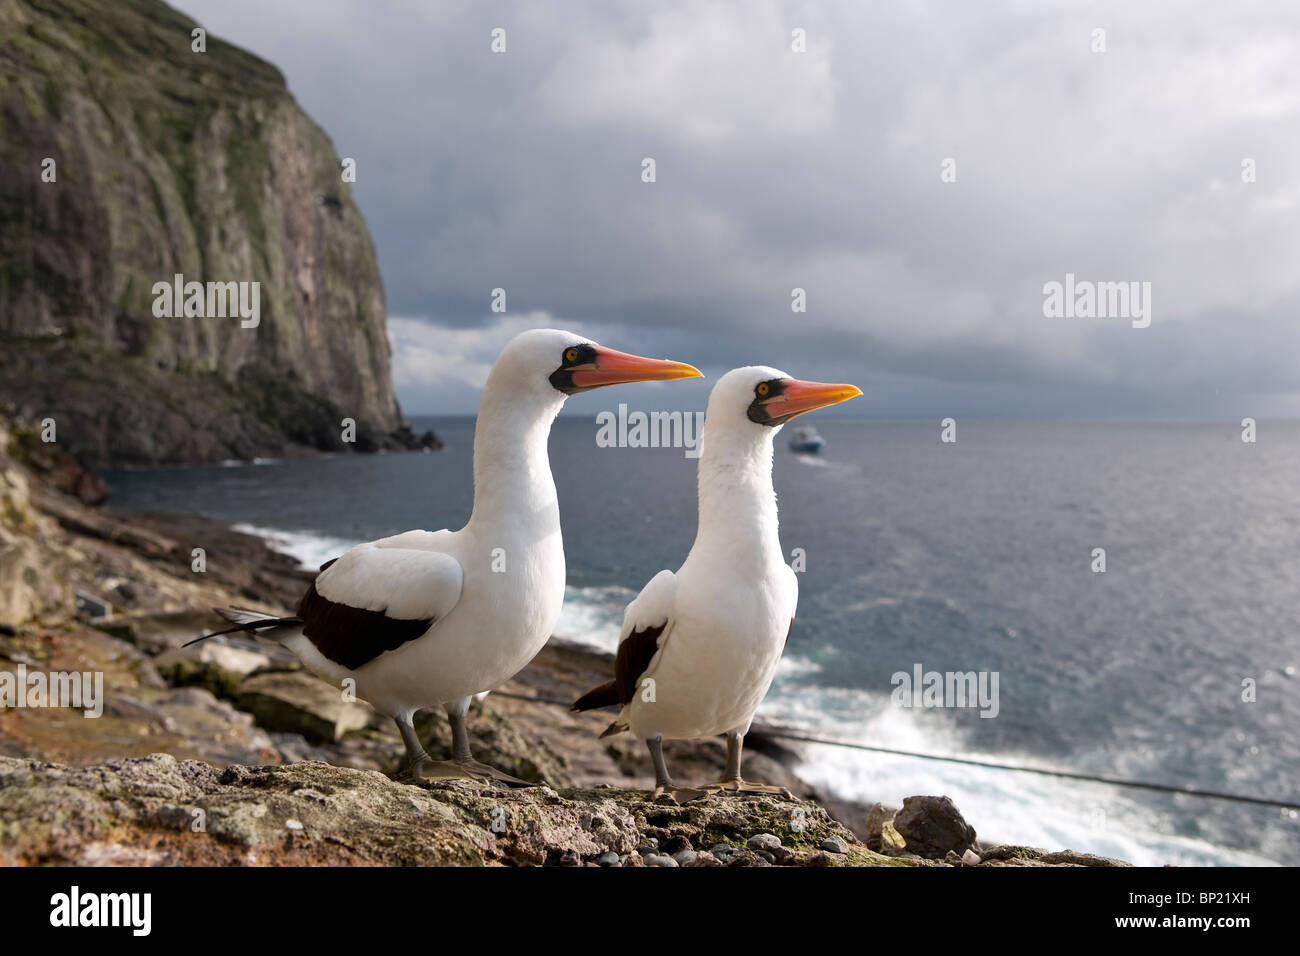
[193,328,701,784]
[573,366,861,801]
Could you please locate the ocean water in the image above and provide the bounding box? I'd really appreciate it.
[104,417,1300,866]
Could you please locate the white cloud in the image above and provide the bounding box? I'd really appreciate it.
[388,312,563,392]
[540,1,835,142]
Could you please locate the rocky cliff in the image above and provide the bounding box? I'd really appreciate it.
[0,0,418,466]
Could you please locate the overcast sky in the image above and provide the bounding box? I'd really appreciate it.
[175,0,1300,419]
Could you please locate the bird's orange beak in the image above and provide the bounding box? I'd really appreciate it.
[569,347,702,390]
[761,379,862,423]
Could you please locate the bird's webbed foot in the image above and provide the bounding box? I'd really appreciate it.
[649,783,709,805]
[453,757,537,788]
[701,778,795,799]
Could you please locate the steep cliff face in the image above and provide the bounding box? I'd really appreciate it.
[0,0,410,466]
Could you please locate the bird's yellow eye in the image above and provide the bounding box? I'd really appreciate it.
[565,348,580,363]
[756,382,770,396]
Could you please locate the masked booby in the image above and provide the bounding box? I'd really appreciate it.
[193,329,701,785]
[572,367,861,801]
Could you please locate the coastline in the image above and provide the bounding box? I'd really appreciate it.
[0,421,1127,865]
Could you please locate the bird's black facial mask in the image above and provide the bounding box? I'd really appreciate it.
[747,378,791,426]
[548,343,599,394]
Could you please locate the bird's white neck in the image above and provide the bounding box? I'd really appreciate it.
[466,380,563,538]
[693,424,783,567]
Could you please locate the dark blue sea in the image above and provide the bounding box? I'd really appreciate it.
[105,416,1300,866]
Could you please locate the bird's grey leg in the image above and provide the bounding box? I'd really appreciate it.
[393,712,474,784]
[648,734,671,788]
[444,695,536,787]
[395,712,431,766]
[702,730,794,798]
[647,735,705,804]
[446,696,473,762]
[393,708,496,785]
[394,699,536,788]
[724,730,743,781]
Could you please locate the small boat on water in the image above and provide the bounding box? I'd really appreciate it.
[788,425,826,453]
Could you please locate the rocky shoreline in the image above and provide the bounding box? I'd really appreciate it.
[0,415,1127,866]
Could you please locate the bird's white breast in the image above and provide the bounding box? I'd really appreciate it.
[627,553,792,741]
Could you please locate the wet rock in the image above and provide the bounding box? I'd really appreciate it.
[892,795,977,860]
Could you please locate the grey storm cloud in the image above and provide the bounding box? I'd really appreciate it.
[176,0,1300,417]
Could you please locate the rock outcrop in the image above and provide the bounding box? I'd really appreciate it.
[0,755,893,867]
[0,0,421,466]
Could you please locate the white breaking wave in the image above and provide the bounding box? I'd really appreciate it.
[556,584,639,652]
[760,672,1281,867]
[789,739,1279,867]
[231,523,361,571]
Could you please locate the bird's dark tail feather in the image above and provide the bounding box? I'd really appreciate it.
[598,719,627,739]
[183,607,303,647]
[571,679,620,713]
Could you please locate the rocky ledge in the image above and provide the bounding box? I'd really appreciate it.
[0,754,1124,867]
